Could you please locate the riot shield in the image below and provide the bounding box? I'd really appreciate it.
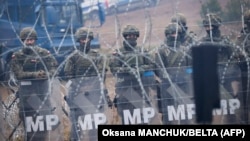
[65,76,109,141]
[18,78,63,141]
[113,72,160,125]
[214,62,242,124]
[49,78,68,141]
[126,65,244,124]
[157,66,194,124]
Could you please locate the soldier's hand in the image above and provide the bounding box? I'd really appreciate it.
[35,70,47,79]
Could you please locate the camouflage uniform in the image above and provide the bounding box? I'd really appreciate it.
[64,27,110,141]
[235,10,250,124]
[11,46,57,80]
[109,25,156,124]
[200,13,240,124]
[171,13,197,46]
[155,23,193,124]
[63,27,106,78]
[10,27,58,141]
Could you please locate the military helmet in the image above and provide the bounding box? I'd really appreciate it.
[202,13,221,27]
[75,27,94,42]
[164,23,182,36]
[171,13,187,26]
[122,24,140,38]
[20,27,37,40]
[244,10,250,25]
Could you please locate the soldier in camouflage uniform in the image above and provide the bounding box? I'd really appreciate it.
[235,9,250,124]
[199,13,240,124]
[109,24,155,124]
[11,27,58,80]
[10,27,58,140]
[155,22,193,124]
[64,27,111,141]
[171,13,197,46]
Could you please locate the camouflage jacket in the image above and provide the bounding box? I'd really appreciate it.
[181,31,198,47]
[155,43,192,79]
[10,46,58,80]
[64,49,108,78]
[109,47,154,76]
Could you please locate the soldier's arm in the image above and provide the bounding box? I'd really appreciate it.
[10,55,37,79]
[38,48,58,77]
[109,52,123,74]
[141,51,155,71]
[46,54,58,77]
[97,55,108,72]
[64,57,74,78]
[154,49,168,77]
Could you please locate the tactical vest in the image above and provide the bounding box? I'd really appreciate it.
[158,44,190,67]
[70,50,102,76]
[116,47,148,68]
[14,46,53,72]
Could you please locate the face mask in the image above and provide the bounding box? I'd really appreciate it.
[123,39,137,51]
[206,26,220,37]
[79,41,91,52]
[166,35,181,47]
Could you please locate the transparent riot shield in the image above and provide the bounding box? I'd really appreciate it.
[113,71,160,125]
[157,66,195,124]
[213,62,243,124]
[17,78,63,141]
[49,78,68,141]
[65,76,109,141]
[130,65,243,125]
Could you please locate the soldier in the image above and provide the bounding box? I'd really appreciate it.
[155,22,193,124]
[235,9,250,124]
[171,12,197,46]
[64,27,111,141]
[109,24,156,125]
[199,13,240,124]
[10,27,58,140]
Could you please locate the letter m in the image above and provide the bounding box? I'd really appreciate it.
[26,116,45,132]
